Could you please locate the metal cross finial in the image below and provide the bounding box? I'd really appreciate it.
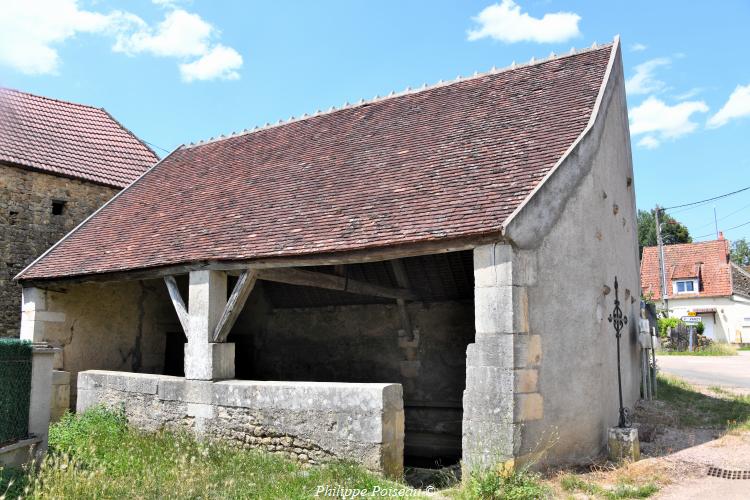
[608,276,631,428]
[608,277,628,337]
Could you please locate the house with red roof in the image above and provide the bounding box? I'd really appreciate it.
[641,236,750,343]
[0,88,158,337]
[14,38,641,473]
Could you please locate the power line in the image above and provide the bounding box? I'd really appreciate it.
[143,140,170,155]
[694,219,750,239]
[663,185,750,211]
[691,200,750,231]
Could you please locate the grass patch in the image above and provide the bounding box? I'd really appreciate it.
[657,344,738,356]
[1,407,422,499]
[560,474,658,499]
[657,374,750,429]
[738,346,750,351]
[449,466,550,500]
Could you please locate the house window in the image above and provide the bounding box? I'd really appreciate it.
[673,280,697,294]
[51,200,66,216]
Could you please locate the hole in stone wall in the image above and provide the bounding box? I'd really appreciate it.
[8,210,18,225]
[51,200,66,216]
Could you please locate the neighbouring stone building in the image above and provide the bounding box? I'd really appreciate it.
[0,88,158,337]
[17,38,641,476]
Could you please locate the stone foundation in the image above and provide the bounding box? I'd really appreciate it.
[77,371,404,477]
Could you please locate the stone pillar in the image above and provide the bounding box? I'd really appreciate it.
[20,287,66,369]
[462,243,541,471]
[184,270,235,380]
[29,345,56,456]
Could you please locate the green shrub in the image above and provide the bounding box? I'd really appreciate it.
[455,467,549,500]
[657,317,682,338]
[0,338,32,444]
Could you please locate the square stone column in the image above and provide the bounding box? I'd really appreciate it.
[29,345,57,456]
[184,270,235,380]
[463,243,541,472]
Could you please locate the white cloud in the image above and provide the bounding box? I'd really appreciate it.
[0,0,132,75]
[180,45,242,82]
[0,0,241,82]
[637,136,660,149]
[467,0,581,43]
[625,58,670,95]
[114,9,212,58]
[673,87,702,100]
[629,96,709,148]
[707,84,750,128]
[630,43,647,52]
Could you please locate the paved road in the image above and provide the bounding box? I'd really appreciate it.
[657,351,750,390]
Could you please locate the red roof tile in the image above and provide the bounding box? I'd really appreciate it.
[641,239,733,299]
[18,44,614,281]
[0,88,158,188]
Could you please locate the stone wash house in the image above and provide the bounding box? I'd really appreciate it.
[641,236,750,343]
[0,88,158,337]
[17,38,641,476]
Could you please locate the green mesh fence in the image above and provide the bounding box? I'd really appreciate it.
[0,338,32,444]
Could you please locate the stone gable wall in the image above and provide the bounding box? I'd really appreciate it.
[0,163,117,336]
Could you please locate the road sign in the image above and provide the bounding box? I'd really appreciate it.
[687,311,697,317]
[681,316,702,324]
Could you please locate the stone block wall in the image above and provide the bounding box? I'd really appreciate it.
[50,370,71,422]
[1,163,117,336]
[77,370,405,477]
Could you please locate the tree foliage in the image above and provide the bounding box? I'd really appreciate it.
[731,238,750,267]
[637,209,692,257]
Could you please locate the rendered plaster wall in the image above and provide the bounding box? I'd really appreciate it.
[77,370,405,477]
[504,44,642,466]
[0,163,117,336]
[21,280,179,407]
[230,294,474,462]
[668,295,750,344]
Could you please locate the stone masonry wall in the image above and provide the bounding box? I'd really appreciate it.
[77,371,405,477]
[1,163,118,336]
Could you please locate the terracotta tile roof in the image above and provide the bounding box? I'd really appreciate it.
[18,44,614,281]
[0,88,158,188]
[641,239,733,299]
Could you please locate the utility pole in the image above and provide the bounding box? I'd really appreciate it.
[654,205,669,315]
[714,207,719,240]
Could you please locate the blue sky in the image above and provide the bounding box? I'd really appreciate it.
[1,1,749,243]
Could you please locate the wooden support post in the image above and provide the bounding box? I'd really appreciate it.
[389,259,415,341]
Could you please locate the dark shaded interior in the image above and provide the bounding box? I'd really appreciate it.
[163,250,475,467]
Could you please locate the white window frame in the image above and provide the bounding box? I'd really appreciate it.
[673,279,698,294]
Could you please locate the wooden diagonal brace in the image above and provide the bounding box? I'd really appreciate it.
[164,275,190,336]
[212,269,258,342]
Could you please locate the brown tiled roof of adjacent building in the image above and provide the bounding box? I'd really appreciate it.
[0,88,158,188]
[641,239,734,299]
[18,43,615,281]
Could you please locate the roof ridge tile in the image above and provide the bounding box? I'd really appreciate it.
[184,40,616,150]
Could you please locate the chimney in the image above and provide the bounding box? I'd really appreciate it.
[718,231,724,240]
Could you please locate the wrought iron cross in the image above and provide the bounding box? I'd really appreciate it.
[608,277,630,428]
